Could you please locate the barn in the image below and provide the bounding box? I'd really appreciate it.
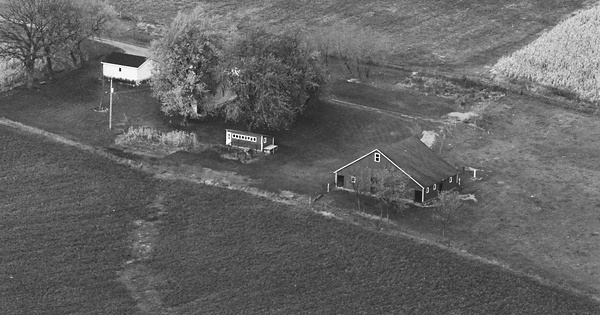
[333,136,460,203]
[225,129,277,154]
[101,52,153,84]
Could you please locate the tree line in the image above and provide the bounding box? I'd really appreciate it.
[0,0,115,88]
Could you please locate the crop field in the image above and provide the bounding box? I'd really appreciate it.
[2,123,600,313]
[108,0,595,72]
[493,4,600,103]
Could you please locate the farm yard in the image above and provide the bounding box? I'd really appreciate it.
[1,111,600,314]
[3,0,600,313]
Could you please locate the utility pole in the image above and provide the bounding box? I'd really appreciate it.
[109,78,113,129]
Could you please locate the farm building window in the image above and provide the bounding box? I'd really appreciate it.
[374,153,381,162]
[433,184,436,190]
[350,176,356,184]
[119,67,122,72]
[252,137,257,142]
[449,176,452,183]
[426,187,429,193]
[227,133,231,139]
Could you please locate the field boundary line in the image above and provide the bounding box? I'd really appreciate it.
[0,117,144,168]
[326,98,447,124]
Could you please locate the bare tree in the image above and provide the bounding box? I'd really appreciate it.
[431,190,463,246]
[307,22,393,79]
[0,0,115,87]
[62,0,116,68]
[0,0,61,87]
[371,168,410,219]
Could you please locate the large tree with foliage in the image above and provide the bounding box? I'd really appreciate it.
[220,27,328,131]
[150,8,234,125]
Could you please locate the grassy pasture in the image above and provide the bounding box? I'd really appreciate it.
[1,124,599,314]
[109,0,594,72]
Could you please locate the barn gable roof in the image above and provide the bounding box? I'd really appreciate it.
[334,136,458,188]
[382,136,457,187]
[102,52,148,68]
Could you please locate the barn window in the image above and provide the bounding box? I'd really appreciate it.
[433,184,437,190]
[252,137,257,142]
[449,176,452,183]
[350,176,356,184]
[227,133,231,139]
[374,153,381,163]
[426,187,429,193]
[119,67,122,72]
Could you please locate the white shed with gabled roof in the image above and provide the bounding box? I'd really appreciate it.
[225,129,277,154]
[101,52,153,84]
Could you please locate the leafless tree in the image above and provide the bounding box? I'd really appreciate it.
[372,168,410,219]
[0,0,115,87]
[308,22,394,79]
[0,0,61,87]
[431,190,463,246]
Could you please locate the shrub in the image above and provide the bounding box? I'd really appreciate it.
[116,126,198,150]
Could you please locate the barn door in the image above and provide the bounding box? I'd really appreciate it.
[414,190,422,202]
[336,175,345,187]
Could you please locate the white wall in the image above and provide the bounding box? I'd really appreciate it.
[102,63,139,82]
[137,60,153,82]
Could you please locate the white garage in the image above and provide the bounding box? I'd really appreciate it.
[101,52,153,84]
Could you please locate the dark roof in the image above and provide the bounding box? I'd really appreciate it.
[381,136,458,187]
[102,52,147,68]
[226,129,271,138]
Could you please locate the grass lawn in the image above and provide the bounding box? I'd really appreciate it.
[108,0,594,74]
[440,93,600,296]
[1,123,599,314]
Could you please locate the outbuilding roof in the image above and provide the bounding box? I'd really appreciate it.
[334,136,458,187]
[102,52,147,68]
[226,129,271,138]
